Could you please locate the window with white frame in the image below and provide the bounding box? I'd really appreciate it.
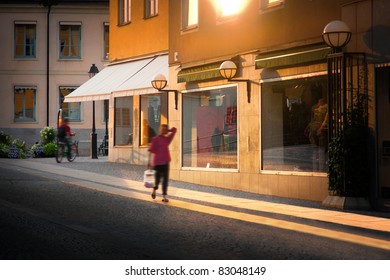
[182,86,238,169]
[14,22,36,58]
[145,0,158,18]
[261,75,328,173]
[114,97,133,146]
[140,93,167,146]
[59,87,81,121]
[103,22,109,60]
[119,0,131,25]
[181,0,198,30]
[260,0,284,10]
[59,22,81,59]
[14,86,36,122]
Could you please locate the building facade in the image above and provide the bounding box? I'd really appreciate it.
[65,0,170,162]
[168,0,389,209]
[67,0,390,210]
[0,0,109,155]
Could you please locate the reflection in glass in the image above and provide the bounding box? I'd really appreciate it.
[183,86,237,169]
[115,97,133,146]
[261,75,328,172]
[59,87,80,121]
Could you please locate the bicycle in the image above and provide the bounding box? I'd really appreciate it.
[56,138,79,163]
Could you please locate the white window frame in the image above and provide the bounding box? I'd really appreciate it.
[181,0,198,30]
[145,0,158,18]
[119,0,131,25]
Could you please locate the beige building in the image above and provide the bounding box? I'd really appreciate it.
[0,0,109,154]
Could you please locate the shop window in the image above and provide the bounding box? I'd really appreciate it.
[59,23,81,59]
[145,0,158,18]
[14,86,36,122]
[182,86,238,169]
[114,97,133,146]
[119,0,131,25]
[14,22,36,58]
[261,75,328,172]
[181,0,198,30]
[59,87,81,121]
[140,94,167,146]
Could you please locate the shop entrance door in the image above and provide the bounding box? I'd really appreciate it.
[375,66,390,210]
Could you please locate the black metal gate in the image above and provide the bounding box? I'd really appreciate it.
[327,52,369,196]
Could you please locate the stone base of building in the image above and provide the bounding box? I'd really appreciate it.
[322,195,371,210]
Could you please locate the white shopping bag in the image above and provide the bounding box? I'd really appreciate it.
[143,169,155,188]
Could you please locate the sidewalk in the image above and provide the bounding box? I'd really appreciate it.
[1,156,390,251]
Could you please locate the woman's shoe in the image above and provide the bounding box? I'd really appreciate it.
[162,198,169,202]
[151,191,156,199]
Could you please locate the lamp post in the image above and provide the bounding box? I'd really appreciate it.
[219,60,251,103]
[88,64,99,159]
[104,99,108,156]
[151,74,179,110]
[322,20,369,201]
[322,20,352,53]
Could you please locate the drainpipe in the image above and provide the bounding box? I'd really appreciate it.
[41,0,57,126]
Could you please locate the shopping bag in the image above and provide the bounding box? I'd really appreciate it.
[143,169,155,188]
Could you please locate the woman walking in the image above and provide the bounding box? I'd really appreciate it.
[148,124,177,202]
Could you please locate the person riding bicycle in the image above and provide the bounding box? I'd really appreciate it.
[58,117,75,158]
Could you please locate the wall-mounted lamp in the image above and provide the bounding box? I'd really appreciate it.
[219,60,251,103]
[322,20,351,52]
[88,63,99,79]
[151,74,179,110]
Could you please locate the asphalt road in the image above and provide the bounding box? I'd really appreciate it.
[1,164,390,260]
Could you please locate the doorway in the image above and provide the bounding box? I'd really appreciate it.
[375,66,390,210]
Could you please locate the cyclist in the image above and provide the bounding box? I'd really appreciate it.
[58,117,76,158]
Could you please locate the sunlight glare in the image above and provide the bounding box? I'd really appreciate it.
[217,0,247,17]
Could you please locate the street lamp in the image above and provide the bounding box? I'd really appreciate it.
[219,60,251,103]
[88,64,99,159]
[151,74,179,110]
[322,20,351,52]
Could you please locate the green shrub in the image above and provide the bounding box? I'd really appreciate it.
[0,131,11,145]
[43,143,56,157]
[12,138,27,152]
[0,143,9,158]
[41,127,56,145]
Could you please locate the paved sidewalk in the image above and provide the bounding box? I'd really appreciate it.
[1,157,390,251]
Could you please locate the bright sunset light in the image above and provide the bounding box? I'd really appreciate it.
[217,0,248,17]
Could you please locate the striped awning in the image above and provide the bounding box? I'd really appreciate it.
[177,61,224,83]
[65,55,168,102]
[255,44,331,69]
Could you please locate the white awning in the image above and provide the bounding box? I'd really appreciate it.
[64,55,168,102]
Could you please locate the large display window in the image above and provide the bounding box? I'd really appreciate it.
[114,97,133,146]
[182,85,238,169]
[140,94,167,146]
[261,75,328,172]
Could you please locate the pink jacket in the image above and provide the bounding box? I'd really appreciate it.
[148,127,177,166]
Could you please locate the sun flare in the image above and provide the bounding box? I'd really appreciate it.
[217,0,248,17]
